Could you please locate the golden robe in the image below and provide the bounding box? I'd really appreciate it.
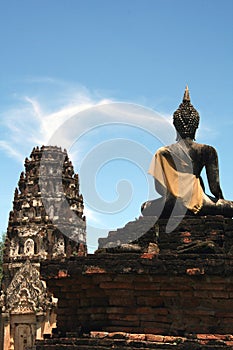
[148,145,203,214]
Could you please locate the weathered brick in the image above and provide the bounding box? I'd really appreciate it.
[186,267,205,275]
[109,296,136,306]
[163,336,180,343]
[159,291,178,297]
[107,332,128,339]
[212,291,229,298]
[128,333,146,341]
[85,289,106,298]
[106,307,128,314]
[136,296,164,307]
[85,266,107,274]
[90,331,108,338]
[99,282,133,289]
[108,314,139,322]
[146,334,164,342]
[134,282,160,290]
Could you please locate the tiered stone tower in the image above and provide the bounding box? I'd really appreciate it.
[0,146,86,350]
[5,145,86,261]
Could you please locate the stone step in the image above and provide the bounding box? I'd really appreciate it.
[33,335,233,350]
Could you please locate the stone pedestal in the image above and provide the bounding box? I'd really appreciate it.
[98,215,233,255]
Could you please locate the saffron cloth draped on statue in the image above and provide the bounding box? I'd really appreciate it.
[148,143,203,214]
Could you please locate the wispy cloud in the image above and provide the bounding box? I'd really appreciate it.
[0,80,111,162]
[0,77,174,172]
[0,140,24,160]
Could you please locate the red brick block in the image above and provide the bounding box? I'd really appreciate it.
[137,296,164,307]
[180,231,191,237]
[186,268,205,275]
[163,336,180,343]
[128,333,146,341]
[85,289,105,297]
[113,275,135,282]
[159,291,178,297]
[146,334,164,342]
[195,283,224,291]
[134,282,160,290]
[110,318,140,326]
[141,320,170,330]
[57,270,69,278]
[106,307,128,314]
[89,313,107,321]
[193,290,211,298]
[212,291,229,298]
[81,283,96,289]
[85,266,107,274]
[107,332,128,339]
[109,296,135,306]
[226,341,233,346]
[196,334,217,340]
[92,275,113,283]
[85,306,108,314]
[108,314,139,322]
[140,252,155,259]
[136,307,153,314]
[182,237,192,244]
[143,327,169,335]
[99,282,133,289]
[104,326,141,333]
[90,331,109,338]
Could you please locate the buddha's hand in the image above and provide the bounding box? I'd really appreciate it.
[217,198,226,204]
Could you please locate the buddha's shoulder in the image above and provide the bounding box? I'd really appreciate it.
[191,143,218,158]
[155,146,170,155]
[193,142,217,151]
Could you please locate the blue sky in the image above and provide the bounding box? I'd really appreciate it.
[0,0,232,251]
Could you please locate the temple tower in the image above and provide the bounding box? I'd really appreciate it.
[0,146,86,350]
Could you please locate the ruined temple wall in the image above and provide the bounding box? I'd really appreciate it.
[54,273,233,335]
[41,253,233,337]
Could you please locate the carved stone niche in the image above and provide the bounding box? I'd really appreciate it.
[24,238,35,256]
[52,236,65,257]
[5,260,50,314]
[9,239,19,258]
[1,261,56,348]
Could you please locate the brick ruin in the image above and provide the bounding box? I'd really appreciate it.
[0,146,86,350]
[35,215,233,349]
[1,146,233,350]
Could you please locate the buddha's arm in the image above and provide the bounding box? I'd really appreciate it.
[205,146,224,199]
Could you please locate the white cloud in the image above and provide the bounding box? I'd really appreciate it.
[0,82,111,162]
[0,140,24,160]
[0,77,174,168]
[84,206,106,226]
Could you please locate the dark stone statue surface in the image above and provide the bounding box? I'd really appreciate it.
[142,86,233,218]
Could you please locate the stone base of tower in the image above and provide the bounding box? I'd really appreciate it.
[34,216,233,349]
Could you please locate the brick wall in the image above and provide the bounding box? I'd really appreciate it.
[42,253,233,336]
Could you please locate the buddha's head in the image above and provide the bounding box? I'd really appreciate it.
[173,86,200,140]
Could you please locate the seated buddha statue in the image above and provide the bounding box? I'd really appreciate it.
[142,86,233,218]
